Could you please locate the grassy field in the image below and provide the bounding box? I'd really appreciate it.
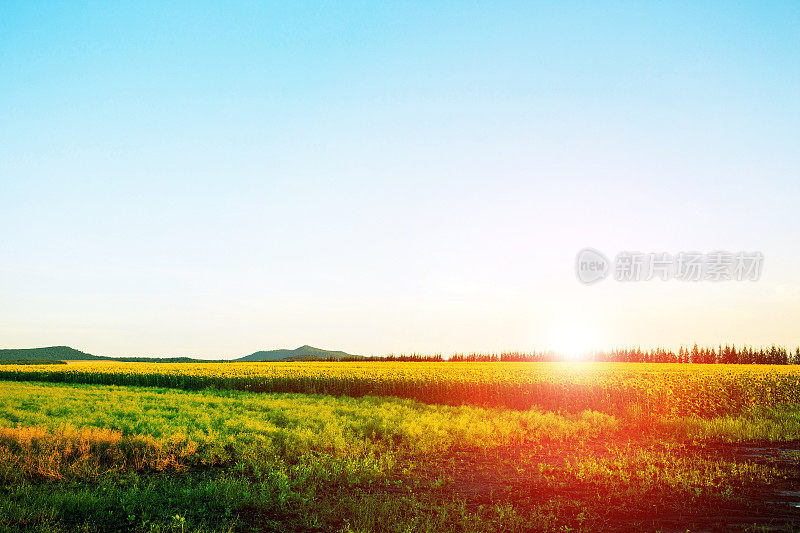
[0,364,799,531]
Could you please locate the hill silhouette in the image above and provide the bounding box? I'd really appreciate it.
[236,345,361,362]
[0,347,212,363]
[0,346,107,361]
[0,345,361,363]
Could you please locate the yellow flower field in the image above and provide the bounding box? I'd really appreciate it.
[2,362,798,417]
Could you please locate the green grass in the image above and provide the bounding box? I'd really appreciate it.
[0,380,799,532]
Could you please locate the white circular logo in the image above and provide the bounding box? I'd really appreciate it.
[576,248,609,284]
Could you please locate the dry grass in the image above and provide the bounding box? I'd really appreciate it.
[0,425,201,480]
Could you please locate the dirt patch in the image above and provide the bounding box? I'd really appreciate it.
[402,440,800,532]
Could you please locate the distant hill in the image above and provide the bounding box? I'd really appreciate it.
[0,346,107,361]
[0,347,217,363]
[236,345,362,362]
[0,345,361,363]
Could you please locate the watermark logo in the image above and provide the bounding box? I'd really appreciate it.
[576,249,763,284]
[576,248,609,284]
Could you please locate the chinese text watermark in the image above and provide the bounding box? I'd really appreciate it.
[576,248,763,284]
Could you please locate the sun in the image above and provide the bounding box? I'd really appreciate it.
[549,324,598,361]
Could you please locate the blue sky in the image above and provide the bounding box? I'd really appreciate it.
[2,2,799,357]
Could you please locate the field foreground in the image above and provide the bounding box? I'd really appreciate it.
[0,363,799,532]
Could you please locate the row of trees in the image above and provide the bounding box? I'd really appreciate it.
[336,345,800,364]
[595,344,800,365]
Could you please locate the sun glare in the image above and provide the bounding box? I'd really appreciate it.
[550,325,598,361]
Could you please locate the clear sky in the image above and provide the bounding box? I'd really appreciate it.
[1,2,799,358]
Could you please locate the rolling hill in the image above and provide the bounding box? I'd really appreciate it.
[236,345,361,362]
[0,347,211,363]
[0,346,107,362]
[0,345,362,363]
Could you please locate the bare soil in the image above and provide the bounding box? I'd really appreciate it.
[402,439,800,532]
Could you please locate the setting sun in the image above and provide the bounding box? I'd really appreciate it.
[547,320,601,360]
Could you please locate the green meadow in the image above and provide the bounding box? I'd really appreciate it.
[0,366,799,532]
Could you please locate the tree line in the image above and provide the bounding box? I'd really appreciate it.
[331,345,800,364]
